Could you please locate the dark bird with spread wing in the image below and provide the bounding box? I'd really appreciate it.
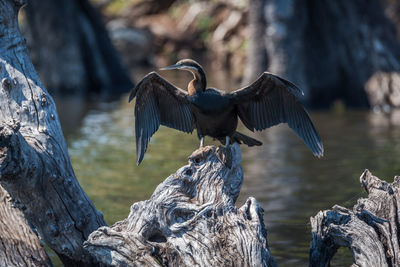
[129,59,323,165]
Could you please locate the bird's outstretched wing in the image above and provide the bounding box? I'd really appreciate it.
[129,72,194,165]
[228,72,323,157]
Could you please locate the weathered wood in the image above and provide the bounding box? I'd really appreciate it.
[0,0,106,265]
[84,145,277,267]
[0,185,51,267]
[310,170,400,267]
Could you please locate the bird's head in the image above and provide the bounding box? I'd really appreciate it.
[160,59,203,73]
[160,59,207,91]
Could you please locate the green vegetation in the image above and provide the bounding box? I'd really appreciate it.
[197,16,214,42]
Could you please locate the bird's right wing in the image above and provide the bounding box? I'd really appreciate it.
[129,72,194,165]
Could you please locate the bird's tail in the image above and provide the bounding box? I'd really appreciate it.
[231,131,262,147]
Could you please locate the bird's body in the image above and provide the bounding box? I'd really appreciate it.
[129,59,323,165]
[189,88,237,139]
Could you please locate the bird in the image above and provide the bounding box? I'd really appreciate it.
[129,59,323,165]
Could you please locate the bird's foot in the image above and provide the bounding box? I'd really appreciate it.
[216,145,232,169]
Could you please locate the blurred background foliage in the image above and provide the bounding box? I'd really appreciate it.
[18,0,400,110]
[16,0,400,265]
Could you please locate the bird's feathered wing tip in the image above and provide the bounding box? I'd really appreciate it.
[313,139,324,158]
[308,128,324,158]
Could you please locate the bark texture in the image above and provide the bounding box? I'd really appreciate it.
[24,0,133,95]
[0,185,51,267]
[310,170,400,267]
[84,145,277,267]
[0,0,106,265]
[245,0,400,108]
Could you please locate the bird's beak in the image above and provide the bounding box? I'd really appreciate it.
[160,64,181,71]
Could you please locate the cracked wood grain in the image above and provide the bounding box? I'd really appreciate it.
[84,145,277,267]
[310,170,400,267]
[0,185,51,267]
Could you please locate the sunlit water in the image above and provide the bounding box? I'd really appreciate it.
[53,71,400,266]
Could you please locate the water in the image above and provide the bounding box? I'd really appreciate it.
[55,72,400,266]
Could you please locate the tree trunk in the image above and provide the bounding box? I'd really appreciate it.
[310,170,400,267]
[84,145,277,267]
[23,0,133,95]
[0,185,51,266]
[0,0,106,265]
[242,0,267,84]
[245,0,400,109]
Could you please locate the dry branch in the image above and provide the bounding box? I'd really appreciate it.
[310,170,400,267]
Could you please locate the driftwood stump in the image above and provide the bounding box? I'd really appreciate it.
[310,170,400,267]
[84,145,277,267]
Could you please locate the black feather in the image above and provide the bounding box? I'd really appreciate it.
[228,72,324,157]
[130,72,194,165]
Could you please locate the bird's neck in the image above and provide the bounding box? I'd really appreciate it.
[187,69,206,95]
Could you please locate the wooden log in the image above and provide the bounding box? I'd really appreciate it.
[310,170,400,267]
[0,0,106,265]
[0,185,51,266]
[84,145,277,267]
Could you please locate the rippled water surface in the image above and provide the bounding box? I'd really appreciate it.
[54,71,400,266]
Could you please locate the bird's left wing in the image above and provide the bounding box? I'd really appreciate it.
[129,72,194,165]
[228,72,323,157]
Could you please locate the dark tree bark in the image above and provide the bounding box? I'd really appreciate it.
[245,0,400,109]
[310,170,400,266]
[0,186,51,267]
[0,0,106,265]
[84,145,277,267]
[24,0,133,95]
[243,0,267,83]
